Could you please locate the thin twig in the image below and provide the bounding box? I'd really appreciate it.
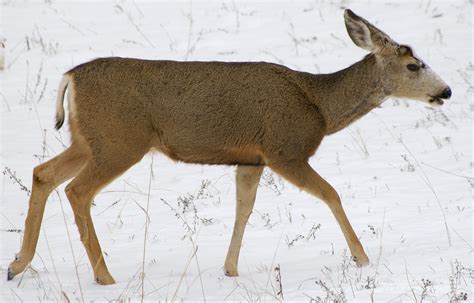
[96,199,120,216]
[60,17,85,36]
[370,208,386,302]
[23,60,30,104]
[190,236,206,302]
[421,161,473,180]
[288,22,299,56]
[0,92,10,111]
[375,114,452,247]
[453,228,473,251]
[171,243,199,301]
[0,211,17,229]
[132,0,144,18]
[122,9,155,48]
[43,229,64,300]
[230,0,240,32]
[184,2,194,61]
[140,155,154,302]
[117,269,141,301]
[399,139,452,247]
[404,260,417,302]
[263,227,285,301]
[56,190,84,302]
[160,24,176,52]
[10,288,24,303]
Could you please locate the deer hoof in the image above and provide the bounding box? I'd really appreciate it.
[225,269,239,277]
[353,254,370,267]
[7,267,16,281]
[95,275,115,285]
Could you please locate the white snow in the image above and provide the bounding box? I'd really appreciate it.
[1,1,472,302]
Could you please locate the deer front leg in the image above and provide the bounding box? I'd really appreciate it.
[224,165,263,276]
[270,161,369,267]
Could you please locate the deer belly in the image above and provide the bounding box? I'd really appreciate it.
[154,144,265,166]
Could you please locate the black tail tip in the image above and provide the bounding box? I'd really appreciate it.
[55,118,64,130]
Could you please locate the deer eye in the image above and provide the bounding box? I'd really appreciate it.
[406,64,420,72]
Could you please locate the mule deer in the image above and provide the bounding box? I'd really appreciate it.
[8,9,451,284]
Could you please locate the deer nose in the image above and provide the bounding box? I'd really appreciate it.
[440,87,452,99]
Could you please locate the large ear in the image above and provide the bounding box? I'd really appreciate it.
[344,9,398,53]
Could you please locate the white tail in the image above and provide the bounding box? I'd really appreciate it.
[55,74,70,130]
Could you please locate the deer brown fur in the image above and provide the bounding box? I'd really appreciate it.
[8,9,451,284]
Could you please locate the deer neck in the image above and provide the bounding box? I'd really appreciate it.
[300,54,389,135]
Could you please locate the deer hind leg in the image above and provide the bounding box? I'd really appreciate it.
[224,165,263,276]
[269,161,369,267]
[8,144,89,281]
[64,150,147,285]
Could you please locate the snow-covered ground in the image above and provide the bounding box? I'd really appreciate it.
[0,0,472,302]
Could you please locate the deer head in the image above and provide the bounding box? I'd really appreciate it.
[344,9,451,106]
